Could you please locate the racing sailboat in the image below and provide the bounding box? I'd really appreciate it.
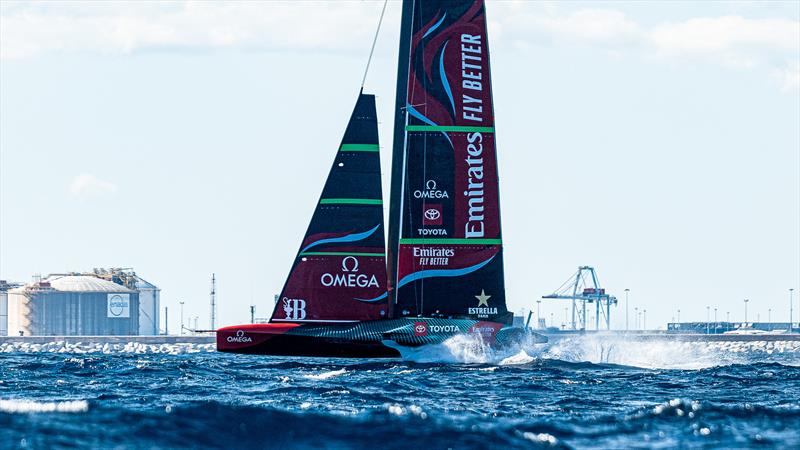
[217,0,545,357]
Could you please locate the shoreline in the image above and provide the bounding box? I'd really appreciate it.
[542,331,800,342]
[2,331,799,345]
[0,335,216,344]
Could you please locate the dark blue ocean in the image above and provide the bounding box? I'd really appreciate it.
[2,336,799,449]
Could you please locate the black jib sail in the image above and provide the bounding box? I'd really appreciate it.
[387,0,509,323]
[269,93,389,323]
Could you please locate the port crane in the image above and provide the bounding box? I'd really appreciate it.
[542,266,618,331]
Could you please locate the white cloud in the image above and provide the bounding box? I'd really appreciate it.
[490,4,640,49]
[526,9,639,43]
[2,2,798,92]
[648,16,799,68]
[0,1,394,59]
[68,174,118,199]
[491,4,799,92]
[650,16,797,54]
[771,61,800,92]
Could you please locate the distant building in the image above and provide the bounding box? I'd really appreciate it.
[667,322,794,334]
[0,280,11,336]
[4,269,160,336]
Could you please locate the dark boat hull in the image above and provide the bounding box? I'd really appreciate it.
[216,318,546,358]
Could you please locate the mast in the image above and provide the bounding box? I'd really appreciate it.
[387,0,415,315]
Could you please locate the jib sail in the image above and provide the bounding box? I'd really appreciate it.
[270,93,389,323]
[387,0,509,324]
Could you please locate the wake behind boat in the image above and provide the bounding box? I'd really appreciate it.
[217,0,546,357]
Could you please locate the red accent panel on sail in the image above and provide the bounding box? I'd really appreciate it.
[275,255,388,322]
[396,244,499,280]
[409,1,494,129]
[451,132,499,239]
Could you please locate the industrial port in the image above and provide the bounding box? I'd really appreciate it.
[1,265,797,348]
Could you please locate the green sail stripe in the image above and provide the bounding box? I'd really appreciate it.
[320,198,383,205]
[299,252,385,257]
[339,143,379,152]
[405,125,495,133]
[399,238,502,245]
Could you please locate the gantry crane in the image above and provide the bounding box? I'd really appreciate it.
[542,266,618,330]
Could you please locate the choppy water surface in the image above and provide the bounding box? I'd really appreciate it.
[1,336,799,449]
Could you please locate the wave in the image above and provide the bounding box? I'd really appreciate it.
[94,401,568,449]
[6,398,797,449]
[0,399,88,413]
[388,332,800,369]
[3,334,799,371]
[540,334,800,370]
[303,369,346,380]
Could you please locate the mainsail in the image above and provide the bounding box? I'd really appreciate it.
[387,0,509,323]
[270,93,388,323]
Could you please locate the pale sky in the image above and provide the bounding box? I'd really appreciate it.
[1,1,798,332]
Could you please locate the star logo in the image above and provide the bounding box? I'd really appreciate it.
[475,289,491,307]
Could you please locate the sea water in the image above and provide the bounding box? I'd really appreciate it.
[1,336,799,449]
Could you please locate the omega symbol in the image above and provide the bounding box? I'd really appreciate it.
[342,256,359,272]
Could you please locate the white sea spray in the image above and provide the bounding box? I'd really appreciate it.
[0,341,216,354]
[388,331,800,369]
[303,369,346,380]
[541,334,800,370]
[0,399,89,413]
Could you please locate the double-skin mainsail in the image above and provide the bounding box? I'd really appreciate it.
[387,0,509,324]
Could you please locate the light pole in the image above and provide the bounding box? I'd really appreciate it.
[677,309,681,323]
[179,301,185,335]
[713,307,718,334]
[744,299,749,325]
[625,288,630,331]
[791,288,795,334]
[706,306,710,334]
[635,307,639,330]
[726,311,730,322]
[643,309,647,330]
[536,300,542,328]
[768,308,771,324]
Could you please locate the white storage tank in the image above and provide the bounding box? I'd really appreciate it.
[7,275,139,336]
[0,281,8,336]
[136,276,160,335]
